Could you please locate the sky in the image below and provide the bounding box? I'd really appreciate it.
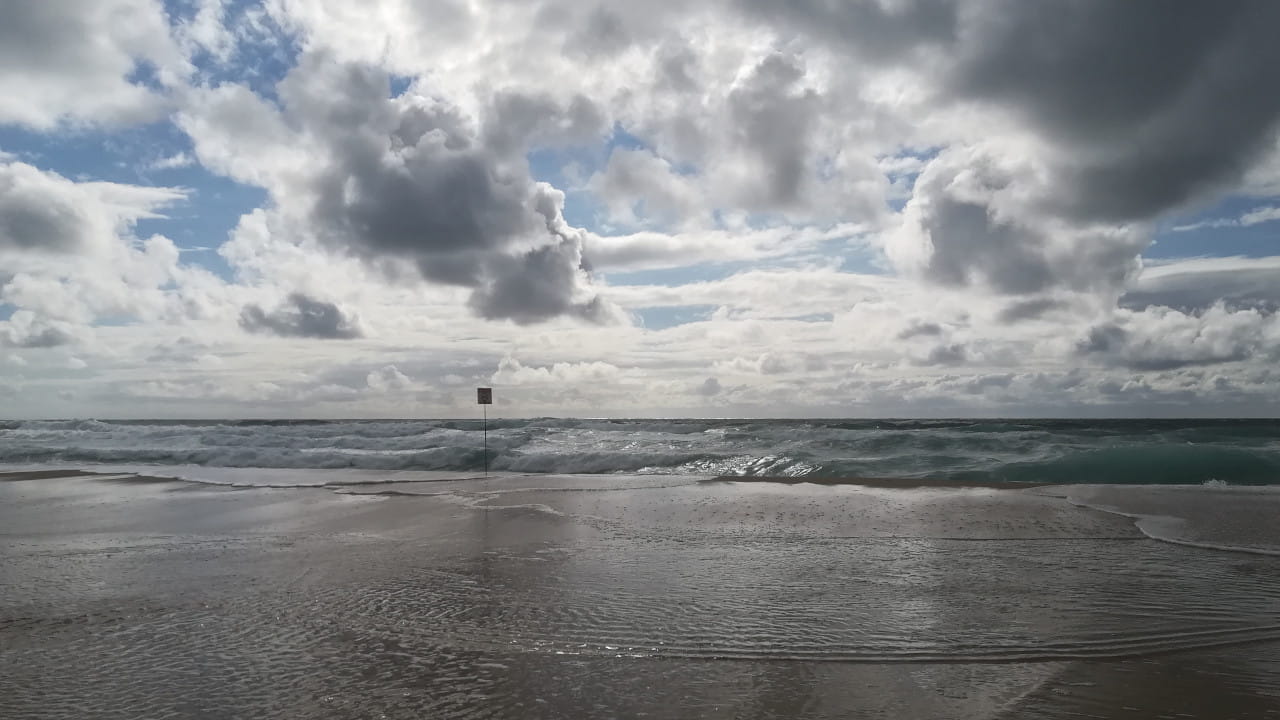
[2,0,1280,419]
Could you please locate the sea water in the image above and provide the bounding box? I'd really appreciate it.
[2,418,1280,485]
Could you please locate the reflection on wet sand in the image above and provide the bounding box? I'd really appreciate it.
[1,469,1278,719]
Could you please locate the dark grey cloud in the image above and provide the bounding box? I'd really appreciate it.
[468,241,616,325]
[482,90,608,158]
[654,42,699,94]
[564,6,632,58]
[949,1,1280,222]
[896,321,943,340]
[0,165,89,253]
[727,53,820,208]
[998,298,1066,324]
[239,293,362,339]
[1077,323,1128,355]
[697,377,722,396]
[916,343,967,366]
[268,53,615,325]
[746,0,1280,225]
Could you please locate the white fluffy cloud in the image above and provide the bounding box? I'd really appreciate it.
[0,0,186,129]
[0,162,210,350]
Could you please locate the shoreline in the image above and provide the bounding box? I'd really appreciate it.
[706,475,1050,489]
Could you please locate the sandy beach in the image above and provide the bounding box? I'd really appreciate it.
[2,468,1279,719]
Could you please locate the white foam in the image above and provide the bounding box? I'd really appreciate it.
[1050,484,1280,557]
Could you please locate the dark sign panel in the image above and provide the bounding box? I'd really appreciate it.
[477,387,493,405]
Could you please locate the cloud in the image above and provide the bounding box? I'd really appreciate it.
[491,355,625,386]
[896,321,943,340]
[482,90,608,157]
[714,352,827,375]
[946,2,1280,222]
[725,53,821,209]
[181,52,617,324]
[366,365,413,393]
[1078,304,1280,370]
[5,0,1280,418]
[588,148,707,229]
[0,161,186,255]
[0,0,185,129]
[697,377,722,396]
[750,1,1280,227]
[0,311,80,348]
[887,146,1148,297]
[148,152,195,171]
[174,0,237,65]
[239,293,363,339]
[588,223,864,273]
[997,298,1067,324]
[916,343,967,367]
[1173,205,1280,232]
[1123,256,1280,312]
[736,0,958,61]
[0,163,208,331]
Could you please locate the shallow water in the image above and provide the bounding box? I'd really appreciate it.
[2,470,1279,718]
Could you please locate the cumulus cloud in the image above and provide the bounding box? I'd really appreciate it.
[366,365,413,393]
[0,311,80,348]
[0,0,185,129]
[239,293,363,339]
[887,146,1148,297]
[491,355,624,386]
[181,52,617,325]
[724,53,821,209]
[0,162,185,256]
[997,298,1067,324]
[0,163,208,334]
[1079,304,1280,370]
[915,343,967,367]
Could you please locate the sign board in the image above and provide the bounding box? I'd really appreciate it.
[477,387,493,405]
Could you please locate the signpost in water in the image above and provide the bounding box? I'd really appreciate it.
[477,388,493,476]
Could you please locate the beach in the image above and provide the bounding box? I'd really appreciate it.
[2,467,1278,719]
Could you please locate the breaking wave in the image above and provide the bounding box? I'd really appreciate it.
[2,418,1279,484]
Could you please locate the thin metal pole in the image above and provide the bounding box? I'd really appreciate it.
[483,405,488,477]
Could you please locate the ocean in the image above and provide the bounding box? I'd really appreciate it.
[3,417,1280,485]
[3,418,1279,718]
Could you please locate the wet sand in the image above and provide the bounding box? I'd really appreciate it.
[2,469,1279,719]
[707,475,1050,489]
